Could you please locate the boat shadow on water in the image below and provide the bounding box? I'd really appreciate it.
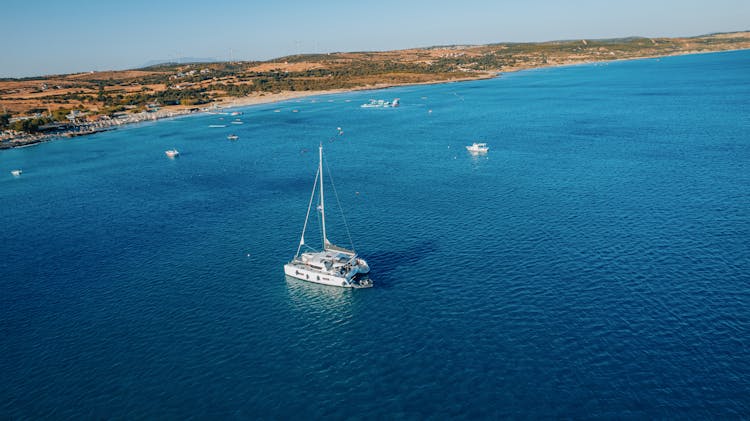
[365,239,438,288]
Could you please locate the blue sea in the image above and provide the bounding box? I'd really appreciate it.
[2,50,749,418]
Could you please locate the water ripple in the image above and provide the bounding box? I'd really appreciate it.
[2,51,750,418]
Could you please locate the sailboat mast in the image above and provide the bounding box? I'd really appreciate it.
[319,144,327,250]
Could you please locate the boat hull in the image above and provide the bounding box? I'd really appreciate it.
[284,263,370,288]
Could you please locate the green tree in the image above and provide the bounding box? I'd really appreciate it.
[52,108,70,121]
[9,117,51,133]
[0,113,10,129]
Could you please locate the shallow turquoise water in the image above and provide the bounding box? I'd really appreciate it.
[1,50,749,418]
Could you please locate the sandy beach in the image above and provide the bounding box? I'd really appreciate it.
[2,46,748,150]
[0,74,494,149]
[214,73,496,109]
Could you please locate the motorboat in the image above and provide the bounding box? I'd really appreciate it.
[361,98,400,108]
[466,142,489,154]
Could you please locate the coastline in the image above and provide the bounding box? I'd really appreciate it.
[214,72,496,109]
[2,48,747,150]
[0,74,495,149]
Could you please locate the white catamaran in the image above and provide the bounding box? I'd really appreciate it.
[284,144,372,288]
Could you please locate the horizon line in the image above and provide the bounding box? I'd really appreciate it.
[3,29,749,80]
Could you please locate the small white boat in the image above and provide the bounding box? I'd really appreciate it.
[466,142,489,154]
[11,169,22,176]
[165,148,180,158]
[209,124,227,128]
[227,134,239,141]
[231,120,243,125]
[361,98,400,108]
[230,111,243,116]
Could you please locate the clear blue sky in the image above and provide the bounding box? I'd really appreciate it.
[2,0,748,78]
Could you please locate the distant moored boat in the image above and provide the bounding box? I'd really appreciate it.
[466,142,489,154]
[361,98,400,108]
[165,148,179,158]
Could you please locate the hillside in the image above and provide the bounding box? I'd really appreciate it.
[1,31,749,137]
